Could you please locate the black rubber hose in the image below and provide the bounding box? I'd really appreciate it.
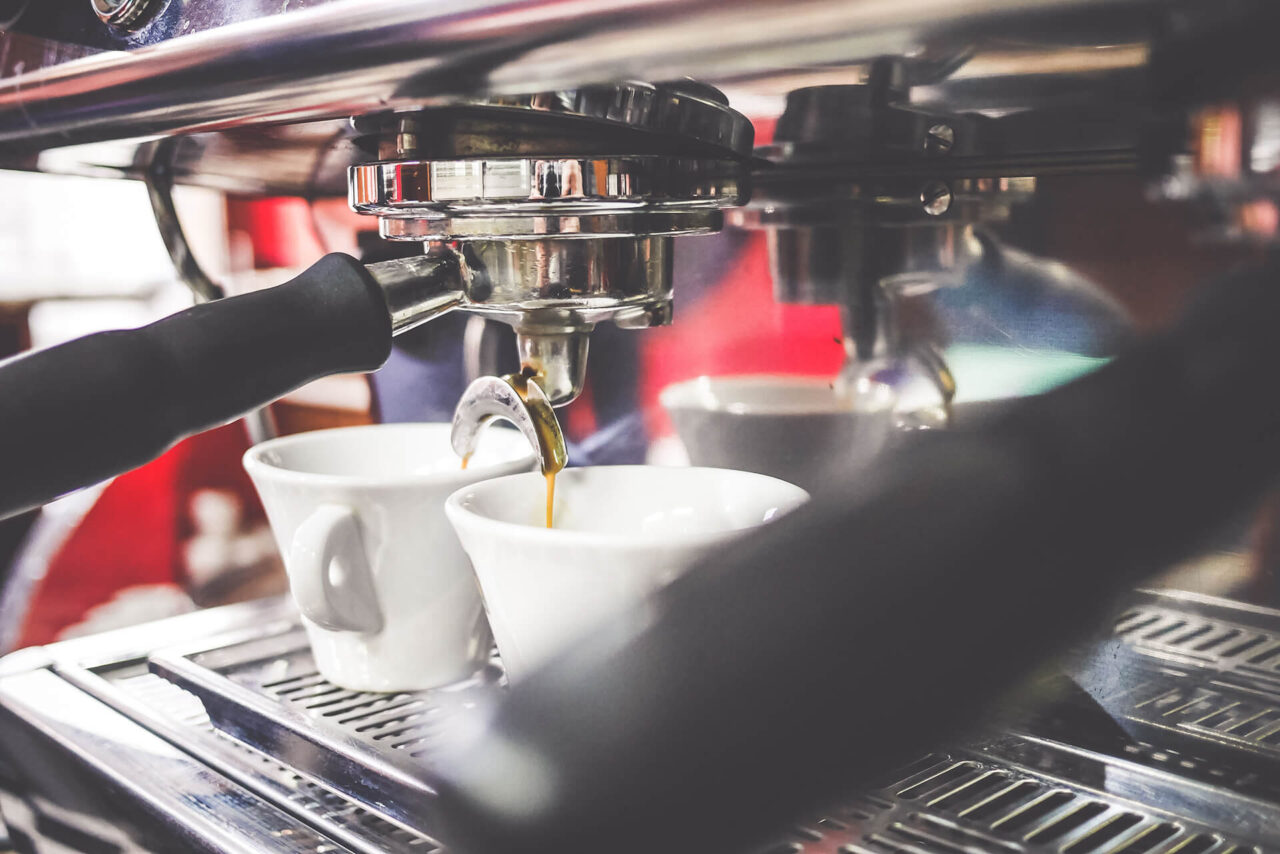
[0,253,391,520]
[430,260,1280,853]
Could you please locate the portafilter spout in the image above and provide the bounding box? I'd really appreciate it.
[451,372,568,478]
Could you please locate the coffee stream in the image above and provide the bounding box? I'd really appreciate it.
[459,369,565,528]
[507,369,564,528]
[545,471,556,529]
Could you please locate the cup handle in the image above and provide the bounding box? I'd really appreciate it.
[289,504,384,634]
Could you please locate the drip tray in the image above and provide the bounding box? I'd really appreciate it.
[1074,591,1280,777]
[150,629,504,835]
[151,618,1278,853]
[759,737,1276,854]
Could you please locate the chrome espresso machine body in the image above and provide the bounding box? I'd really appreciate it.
[4,1,1280,853]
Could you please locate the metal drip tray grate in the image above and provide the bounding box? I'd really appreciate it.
[149,629,503,836]
[87,662,441,853]
[1074,593,1280,774]
[1116,603,1280,684]
[258,667,480,759]
[757,748,1269,854]
[146,619,1277,853]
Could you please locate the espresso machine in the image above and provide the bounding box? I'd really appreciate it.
[4,1,1280,852]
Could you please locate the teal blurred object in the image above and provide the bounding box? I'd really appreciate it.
[945,344,1108,403]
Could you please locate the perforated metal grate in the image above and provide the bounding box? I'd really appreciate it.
[1093,601,1280,771]
[754,753,1264,854]
[147,628,1277,854]
[1116,606,1280,681]
[103,666,439,853]
[256,666,480,761]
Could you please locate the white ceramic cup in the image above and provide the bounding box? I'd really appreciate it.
[445,465,808,681]
[660,375,893,492]
[243,423,535,691]
[659,372,1040,492]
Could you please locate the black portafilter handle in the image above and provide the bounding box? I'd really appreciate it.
[0,253,393,520]
[429,260,1280,854]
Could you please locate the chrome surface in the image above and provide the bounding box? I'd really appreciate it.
[345,84,728,404]
[0,599,439,852]
[366,249,467,335]
[144,138,225,303]
[451,373,567,470]
[75,666,440,853]
[727,76,1042,431]
[367,237,669,404]
[149,629,501,837]
[0,0,1177,154]
[755,737,1277,853]
[351,81,752,159]
[921,181,954,217]
[90,0,157,31]
[351,155,743,240]
[512,330,589,409]
[364,230,671,406]
[379,209,721,241]
[0,668,357,852]
[1075,590,1280,774]
[923,123,955,156]
[132,605,1277,851]
[458,236,673,324]
[350,157,740,212]
[3,593,1280,852]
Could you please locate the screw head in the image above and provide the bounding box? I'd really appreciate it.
[920,181,952,216]
[924,123,955,155]
[90,0,156,29]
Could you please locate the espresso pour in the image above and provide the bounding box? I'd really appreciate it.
[451,370,569,527]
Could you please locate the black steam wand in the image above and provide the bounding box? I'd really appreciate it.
[0,251,463,520]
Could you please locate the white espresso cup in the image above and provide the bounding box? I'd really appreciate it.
[445,465,808,682]
[244,423,535,691]
[660,375,895,493]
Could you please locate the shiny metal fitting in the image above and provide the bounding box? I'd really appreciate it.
[351,155,743,241]
[348,84,750,415]
[458,236,673,325]
[514,330,590,409]
[451,374,568,477]
[90,0,156,29]
[365,238,673,405]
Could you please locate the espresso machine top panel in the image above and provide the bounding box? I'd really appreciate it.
[0,0,1221,192]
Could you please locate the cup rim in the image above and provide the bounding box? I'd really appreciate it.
[659,374,856,417]
[445,464,809,550]
[242,422,536,490]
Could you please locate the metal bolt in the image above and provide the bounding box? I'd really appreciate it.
[90,0,156,29]
[923,123,955,155]
[920,181,952,216]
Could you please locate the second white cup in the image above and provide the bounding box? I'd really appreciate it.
[446,465,808,681]
[244,423,535,691]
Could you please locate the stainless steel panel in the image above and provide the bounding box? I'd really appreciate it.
[0,667,359,852]
[132,600,1280,852]
[149,629,503,835]
[1075,590,1280,776]
[71,664,440,853]
[0,0,1174,153]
